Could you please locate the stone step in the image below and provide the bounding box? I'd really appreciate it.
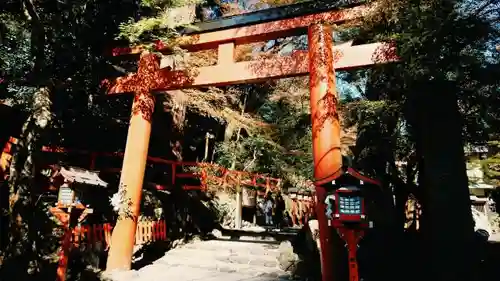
[136,264,289,281]
[217,227,298,243]
[156,252,284,276]
[167,243,279,259]
[165,247,278,267]
[180,241,280,257]
[136,264,244,281]
[215,236,280,244]
[107,241,290,281]
[183,239,281,250]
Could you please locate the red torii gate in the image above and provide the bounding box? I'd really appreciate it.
[102,2,396,280]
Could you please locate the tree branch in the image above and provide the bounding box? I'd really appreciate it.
[22,0,45,83]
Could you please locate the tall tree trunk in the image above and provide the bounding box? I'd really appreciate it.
[1,86,53,278]
[231,92,247,229]
[413,82,475,281]
[0,1,54,277]
[167,90,187,162]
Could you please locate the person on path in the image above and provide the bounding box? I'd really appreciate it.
[257,197,265,223]
[274,193,285,228]
[303,195,312,222]
[290,193,299,227]
[264,195,274,226]
[296,194,305,226]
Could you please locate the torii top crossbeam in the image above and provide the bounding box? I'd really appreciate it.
[112,0,371,54]
[104,1,395,93]
[183,0,367,35]
[103,2,396,279]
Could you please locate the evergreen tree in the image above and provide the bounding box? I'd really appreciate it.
[343,0,500,280]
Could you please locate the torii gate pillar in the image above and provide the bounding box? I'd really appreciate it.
[309,23,339,281]
[106,53,157,271]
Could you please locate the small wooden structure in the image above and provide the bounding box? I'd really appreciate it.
[52,166,108,207]
[48,166,107,281]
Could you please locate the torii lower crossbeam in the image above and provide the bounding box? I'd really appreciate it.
[105,43,394,94]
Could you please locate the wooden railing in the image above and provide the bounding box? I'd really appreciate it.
[71,220,167,249]
[39,146,282,193]
[53,220,167,281]
[2,138,282,193]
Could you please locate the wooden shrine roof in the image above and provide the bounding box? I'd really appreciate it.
[59,166,108,187]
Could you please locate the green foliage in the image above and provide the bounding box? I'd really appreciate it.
[344,99,408,177]
[347,2,499,278]
[1,1,141,279]
[482,141,500,185]
[118,16,179,43]
[0,13,37,106]
[339,0,500,180]
[253,0,307,8]
[213,82,315,191]
[117,0,204,43]
[141,0,204,8]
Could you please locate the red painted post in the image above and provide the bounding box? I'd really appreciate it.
[98,224,104,242]
[154,222,158,241]
[93,224,99,244]
[56,220,71,281]
[104,224,112,248]
[309,23,339,281]
[90,152,97,170]
[171,163,176,185]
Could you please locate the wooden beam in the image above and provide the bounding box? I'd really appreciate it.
[106,42,396,94]
[111,4,373,56]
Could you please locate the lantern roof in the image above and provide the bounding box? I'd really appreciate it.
[335,167,381,186]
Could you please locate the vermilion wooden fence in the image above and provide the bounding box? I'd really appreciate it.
[133,220,167,245]
[2,138,282,193]
[39,146,282,193]
[54,220,167,281]
[71,220,167,249]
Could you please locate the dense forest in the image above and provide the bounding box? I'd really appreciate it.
[1,0,499,280]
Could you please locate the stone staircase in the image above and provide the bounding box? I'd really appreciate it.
[159,240,284,276]
[105,230,297,281]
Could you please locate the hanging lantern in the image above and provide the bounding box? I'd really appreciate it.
[333,186,365,222]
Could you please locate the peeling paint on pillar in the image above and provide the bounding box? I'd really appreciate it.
[309,23,338,281]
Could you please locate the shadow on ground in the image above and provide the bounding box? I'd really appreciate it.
[288,224,500,281]
[131,240,174,270]
[478,241,500,280]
